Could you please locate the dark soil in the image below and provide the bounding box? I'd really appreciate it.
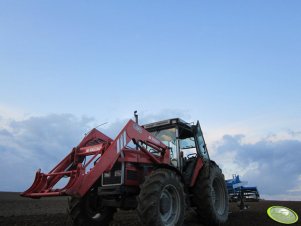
[0,192,300,226]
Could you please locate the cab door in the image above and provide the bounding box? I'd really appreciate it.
[194,121,210,162]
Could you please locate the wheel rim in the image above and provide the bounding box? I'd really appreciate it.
[159,184,181,226]
[212,178,226,215]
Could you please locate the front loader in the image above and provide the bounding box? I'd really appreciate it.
[22,115,228,226]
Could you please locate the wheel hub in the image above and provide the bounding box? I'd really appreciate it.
[160,195,171,214]
[159,184,180,226]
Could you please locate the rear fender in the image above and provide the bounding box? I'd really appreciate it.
[189,158,205,187]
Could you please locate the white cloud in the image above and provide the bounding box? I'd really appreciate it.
[211,133,301,201]
[204,113,301,147]
[0,113,94,191]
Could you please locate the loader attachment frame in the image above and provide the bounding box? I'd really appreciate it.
[21,120,169,198]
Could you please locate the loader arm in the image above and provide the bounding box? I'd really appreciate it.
[21,120,169,198]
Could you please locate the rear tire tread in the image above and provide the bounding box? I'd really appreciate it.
[193,161,229,225]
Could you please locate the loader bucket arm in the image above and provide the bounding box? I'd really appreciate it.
[21,128,113,198]
[66,120,169,197]
[21,120,169,198]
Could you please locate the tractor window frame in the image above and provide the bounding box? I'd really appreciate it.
[177,126,197,159]
[193,121,210,161]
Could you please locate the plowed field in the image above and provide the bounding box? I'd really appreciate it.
[0,192,300,226]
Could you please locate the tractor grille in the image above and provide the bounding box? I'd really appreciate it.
[127,170,138,180]
[102,162,122,186]
[103,176,121,185]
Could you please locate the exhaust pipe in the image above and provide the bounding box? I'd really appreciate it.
[134,111,138,124]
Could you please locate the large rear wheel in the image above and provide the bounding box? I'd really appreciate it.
[193,161,229,225]
[67,190,115,226]
[137,168,185,226]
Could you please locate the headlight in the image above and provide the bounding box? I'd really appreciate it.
[114,170,121,177]
[103,172,111,178]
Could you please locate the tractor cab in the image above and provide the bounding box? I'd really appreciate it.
[143,118,210,172]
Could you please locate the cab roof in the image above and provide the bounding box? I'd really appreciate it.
[142,118,193,134]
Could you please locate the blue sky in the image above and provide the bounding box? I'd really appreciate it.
[0,1,301,200]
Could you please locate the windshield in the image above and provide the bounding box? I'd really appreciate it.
[152,128,177,143]
[151,128,178,161]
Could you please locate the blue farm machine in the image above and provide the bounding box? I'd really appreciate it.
[226,175,260,209]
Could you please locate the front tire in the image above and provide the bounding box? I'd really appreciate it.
[193,161,229,225]
[67,190,115,226]
[137,168,185,226]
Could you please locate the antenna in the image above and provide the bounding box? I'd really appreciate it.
[134,111,138,124]
[84,122,108,136]
[95,122,108,129]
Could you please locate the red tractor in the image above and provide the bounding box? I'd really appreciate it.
[22,115,228,226]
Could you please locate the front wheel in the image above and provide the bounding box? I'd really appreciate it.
[137,168,185,226]
[193,161,229,225]
[67,190,115,226]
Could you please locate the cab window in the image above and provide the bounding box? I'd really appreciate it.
[180,137,197,158]
[151,128,177,160]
